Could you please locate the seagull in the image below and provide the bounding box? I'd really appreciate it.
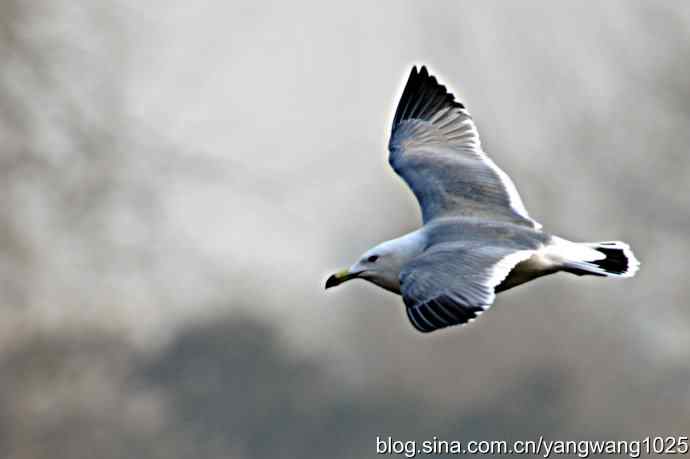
[325,65,639,333]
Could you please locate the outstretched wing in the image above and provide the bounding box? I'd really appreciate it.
[388,66,540,229]
[400,242,534,333]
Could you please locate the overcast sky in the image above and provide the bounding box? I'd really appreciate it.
[99,0,690,361]
[3,3,690,442]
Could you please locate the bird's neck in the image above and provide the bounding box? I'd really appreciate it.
[364,229,426,294]
[383,229,427,261]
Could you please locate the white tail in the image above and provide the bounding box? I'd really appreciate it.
[559,240,640,278]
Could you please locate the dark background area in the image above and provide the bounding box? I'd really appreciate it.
[1,1,689,457]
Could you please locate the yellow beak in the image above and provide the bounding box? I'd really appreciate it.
[324,269,356,289]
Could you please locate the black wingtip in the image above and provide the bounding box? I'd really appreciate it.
[393,65,464,131]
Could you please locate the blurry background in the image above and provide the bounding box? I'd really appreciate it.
[1,1,689,457]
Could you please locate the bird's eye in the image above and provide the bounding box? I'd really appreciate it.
[367,255,379,263]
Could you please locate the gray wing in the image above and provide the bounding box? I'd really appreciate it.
[400,242,534,333]
[388,66,540,229]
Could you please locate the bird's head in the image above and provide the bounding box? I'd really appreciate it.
[325,248,400,293]
[325,233,425,293]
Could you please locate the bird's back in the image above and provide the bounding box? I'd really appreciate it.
[422,216,550,252]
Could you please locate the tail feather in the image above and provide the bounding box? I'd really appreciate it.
[561,241,640,278]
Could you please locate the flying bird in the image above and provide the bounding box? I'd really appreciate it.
[325,65,639,333]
